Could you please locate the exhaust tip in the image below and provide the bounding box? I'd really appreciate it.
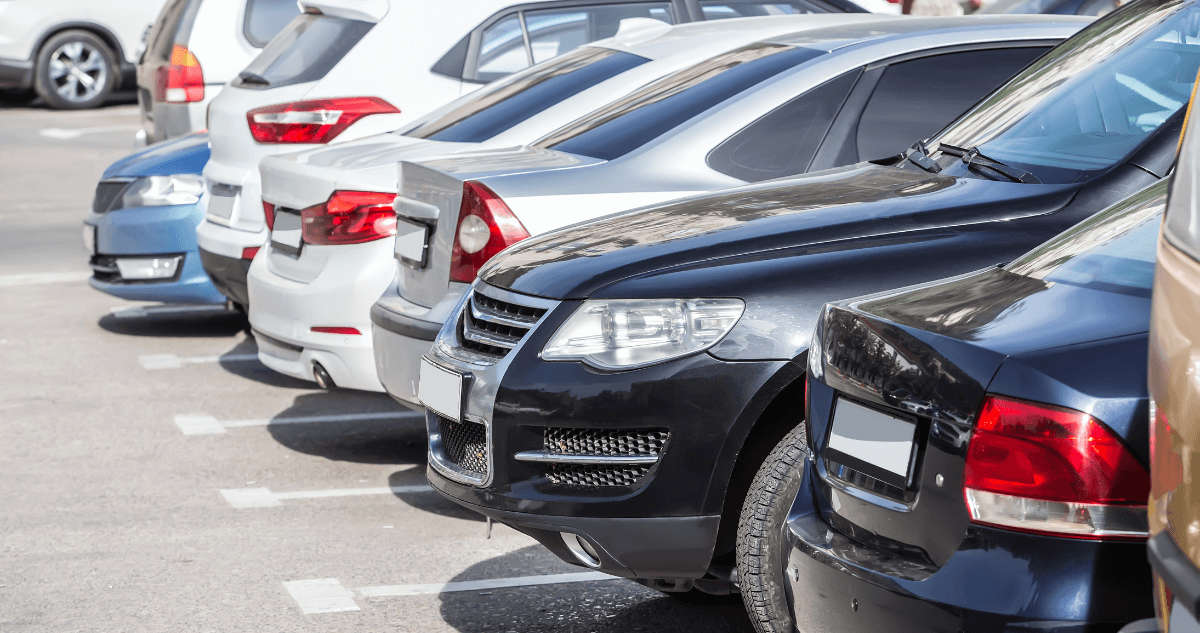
[312,361,335,390]
[561,532,602,568]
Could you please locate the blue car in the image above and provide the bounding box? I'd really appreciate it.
[84,133,225,305]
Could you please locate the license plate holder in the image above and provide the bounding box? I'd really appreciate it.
[419,357,464,421]
[394,218,429,268]
[271,209,303,257]
[207,184,238,222]
[825,398,917,489]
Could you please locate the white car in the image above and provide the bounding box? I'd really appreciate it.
[136,0,302,144]
[247,14,847,393]
[0,0,166,108]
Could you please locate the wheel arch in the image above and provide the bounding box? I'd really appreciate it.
[34,22,129,69]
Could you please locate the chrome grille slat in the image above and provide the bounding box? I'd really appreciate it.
[527,428,670,487]
[454,286,550,360]
[461,316,522,349]
[470,295,539,327]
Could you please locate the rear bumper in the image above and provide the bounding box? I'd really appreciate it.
[787,458,1155,633]
[370,280,469,407]
[198,247,251,307]
[0,56,32,90]
[139,91,215,144]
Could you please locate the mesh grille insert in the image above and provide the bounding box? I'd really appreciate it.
[545,428,669,457]
[437,415,488,477]
[548,464,651,486]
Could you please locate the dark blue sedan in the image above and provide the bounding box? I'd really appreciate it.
[793,179,1164,632]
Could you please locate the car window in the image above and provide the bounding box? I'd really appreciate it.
[145,0,201,62]
[707,70,859,182]
[857,47,1049,161]
[934,0,1200,184]
[699,1,816,19]
[234,14,374,89]
[243,0,302,48]
[978,0,1070,13]
[1006,180,1167,296]
[536,44,826,161]
[406,48,650,142]
[478,14,530,80]
[525,4,674,65]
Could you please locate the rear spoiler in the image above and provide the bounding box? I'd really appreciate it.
[298,0,388,22]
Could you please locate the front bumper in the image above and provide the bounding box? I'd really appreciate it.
[787,456,1154,633]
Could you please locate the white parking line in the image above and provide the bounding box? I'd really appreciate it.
[140,353,259,370]
[0,272,90,287]
[39,125,141,140]
[221,484,433,508]
[111,304,230,319]
[285,572,616,614]
[174,411,422,435]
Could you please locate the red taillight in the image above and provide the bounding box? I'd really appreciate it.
[245,97,399,144]
[241,246,260,260]
[263,202,276,231]
[1151,399,1184,499]
[963,395,1150,539]
[155,44,204,103]
[449,181,530,283]
[301,191,396,246]
[311,326,361,335]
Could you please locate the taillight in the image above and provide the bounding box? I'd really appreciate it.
[449,181,530,283]
[301,191,396,246]
[246,97,399,144]
[963,395,1150,540]
[241,246,259,260]
[1151,399,1185,499]
[155,44,204,103]
[263,201,276,231]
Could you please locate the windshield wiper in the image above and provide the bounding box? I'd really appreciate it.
[938,143,1041,184]
[237,71,270,87]
[904,141,941,173]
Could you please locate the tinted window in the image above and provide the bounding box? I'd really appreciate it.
[700,1,815,19]
[145,0,201,62]
[243,0,302,48]
[707,70,859,182]
[935,0,1200,184]
[526,4,674,64]
[407,48,649,142]
[537,44,825,161]
[857,47,1048,161]
[478,14,530,80]
[234,14,374,89]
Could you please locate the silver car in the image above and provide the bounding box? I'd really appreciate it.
[373,14,1089,408]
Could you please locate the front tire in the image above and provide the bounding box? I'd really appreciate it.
[34,30,117,110]
[737,422,807,633]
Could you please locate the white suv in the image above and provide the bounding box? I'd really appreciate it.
[136,0,302,144]
[0,0,166,109]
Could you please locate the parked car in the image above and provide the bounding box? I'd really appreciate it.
[247,14,874,393]
[376,14,1087,409]
[1141,56,1200,633]
[0,0,166,109]
[137,0,302,144]
[197,0,862,314]
[977,0,1117,16]
[796,179,1163,633]
[84,132,225,305]
[407,0,1189,605]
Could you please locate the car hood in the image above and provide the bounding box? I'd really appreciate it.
[102,133,210,179]
[480,163,1079,299]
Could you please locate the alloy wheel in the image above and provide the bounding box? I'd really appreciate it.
[47,41,108,104]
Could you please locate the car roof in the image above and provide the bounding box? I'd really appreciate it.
[767,14,1093,51]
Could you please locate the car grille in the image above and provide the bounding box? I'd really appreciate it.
[457,288,549,360]
[534,427,669,487]
[545,428,669,458]
[93,180,131,214]
[90,255,120,282]
[437,414,488,477]
[548,464,651,487]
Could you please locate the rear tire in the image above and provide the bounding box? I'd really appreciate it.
[737,422,807,633]
[34,30,117,110]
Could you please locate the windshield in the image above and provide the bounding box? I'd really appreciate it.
[404,48,649,143]
[933,0,1200,184]
[1006,180,1167,296]
[534,43,824,161]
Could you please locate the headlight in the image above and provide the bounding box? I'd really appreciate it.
[122,174,204,208]
[807,310,825,381]
[541,298,745,371]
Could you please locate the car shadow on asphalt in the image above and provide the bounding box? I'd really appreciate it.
[266,391,427,463]
[387,469,487,523]
[0,90,137,110]
[437,546,755,633]
[97,307,248,338]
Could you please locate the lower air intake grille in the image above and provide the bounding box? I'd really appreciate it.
[548,464,651,487]
[437,415,488,477]
[545,428,669,457]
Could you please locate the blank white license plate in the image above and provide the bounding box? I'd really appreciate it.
[419,357,463,421]
[826,398,917,488]
[394,218,428,267]
[271,210,303,256]
[83,224,96,254]
[207,185,237,221]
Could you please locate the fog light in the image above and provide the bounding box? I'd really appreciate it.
[116,256,181,280]
[561,532,601,568]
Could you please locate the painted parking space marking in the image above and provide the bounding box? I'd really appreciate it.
[286,572,616,613]
[174,410,423,435]
[111,304,230,319]
[221,484,433,508]
[38,125,141,140]
[0,272,90,287]
[140,353,260,370]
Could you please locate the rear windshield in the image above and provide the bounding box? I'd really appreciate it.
[144,0,201,62]
[535,43,824,161]
[233,13,374,89]
[243,0,302,48]
[1005,180,1167,297]
[405,48,649,143]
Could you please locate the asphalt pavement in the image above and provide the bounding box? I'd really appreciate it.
[0,100,758,632]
